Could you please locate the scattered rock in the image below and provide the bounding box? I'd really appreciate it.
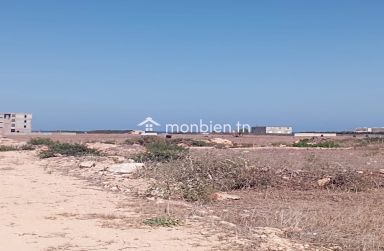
[79,161,96,169]
[108,163,144,174]
[317,177,331,187]
[211,192,240,201]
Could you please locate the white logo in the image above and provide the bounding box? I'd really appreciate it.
[138,117,161,132]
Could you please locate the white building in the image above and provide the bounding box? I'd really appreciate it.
[0,113,32,135]
[251,126,293,135]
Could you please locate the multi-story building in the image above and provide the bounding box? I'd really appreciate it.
[0,113,32,135]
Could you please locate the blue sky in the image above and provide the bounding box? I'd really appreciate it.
[1,1,383,131]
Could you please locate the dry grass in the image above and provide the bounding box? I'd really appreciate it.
[212,190,384,250]
[136,144,384,250]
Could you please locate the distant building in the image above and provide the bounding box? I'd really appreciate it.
[251,126,293,135]
[0,113,32,135]
[355,127,384,134]
[355,128,372,133]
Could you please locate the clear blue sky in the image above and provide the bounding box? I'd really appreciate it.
[1,1,383,131]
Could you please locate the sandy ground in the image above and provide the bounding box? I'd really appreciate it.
[0,151,221,251]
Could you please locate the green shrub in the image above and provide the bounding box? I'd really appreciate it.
[39,142,100,158]
[143,217,180,227]
[28,138,54,146]
[135,142,187,162]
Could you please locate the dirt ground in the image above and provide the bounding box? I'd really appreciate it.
[0,150,225,251]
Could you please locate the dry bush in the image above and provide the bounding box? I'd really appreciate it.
[138,151,384,202]
[139,156,283,202]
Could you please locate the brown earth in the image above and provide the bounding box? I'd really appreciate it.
[0,150,227,251]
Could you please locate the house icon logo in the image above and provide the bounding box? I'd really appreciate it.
[137,117,161,132]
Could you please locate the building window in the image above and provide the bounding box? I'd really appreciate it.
[24,115,27,118]
[11,129,15,133]
[24,120,27,123]
[24,125,27,128]
[11,119,15,122]
[11,124,15,127]
[11,114,15,117]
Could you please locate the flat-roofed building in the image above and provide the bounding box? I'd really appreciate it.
[251,126,293,135]
[0,113,32,135]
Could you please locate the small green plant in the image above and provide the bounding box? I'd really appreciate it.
[143,217,180,227]
[135,142,188,162]
[0,145,19,151]
[39,142,100,158]
[28,138,54,146]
